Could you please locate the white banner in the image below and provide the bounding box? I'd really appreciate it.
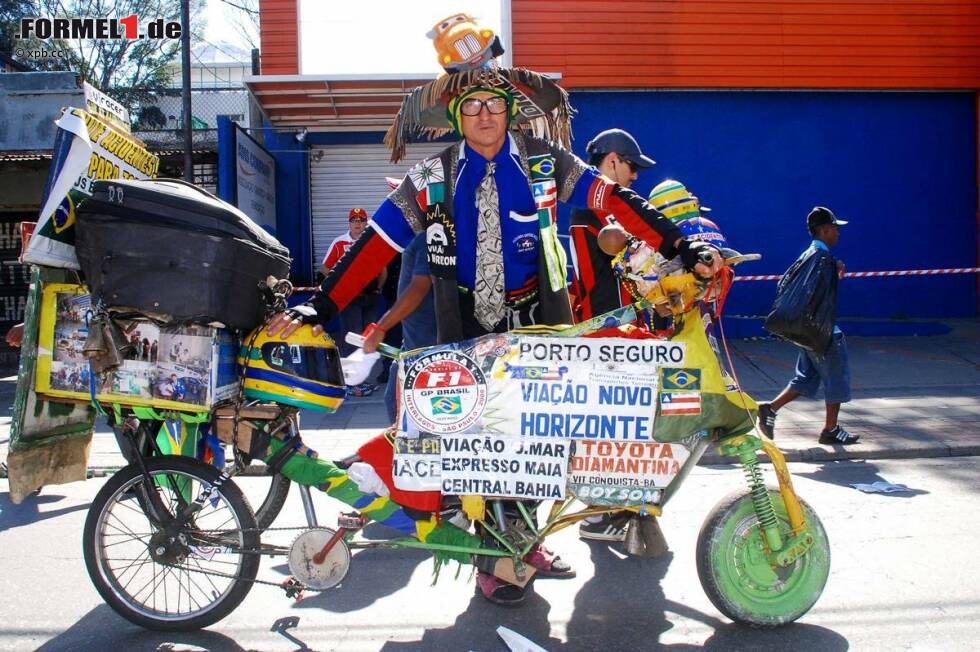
[24,108,158,269]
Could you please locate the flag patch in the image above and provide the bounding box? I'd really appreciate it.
[431,396,462,415]
[662,368,702,391]
[660,392,701,415]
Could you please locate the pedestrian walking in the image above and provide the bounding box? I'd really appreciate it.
[758,206,859,445]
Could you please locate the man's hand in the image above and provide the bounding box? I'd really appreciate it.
[266,307,323,339]
[362,323,385,354]
[676,239,723,278]
[837,260,846,280]
[5,323,24,348]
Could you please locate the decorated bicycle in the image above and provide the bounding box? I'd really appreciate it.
[76,221,830,631]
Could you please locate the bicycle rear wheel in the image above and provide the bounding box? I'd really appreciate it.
[83,456,260,631]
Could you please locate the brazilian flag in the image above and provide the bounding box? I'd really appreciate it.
[653,310,757,441]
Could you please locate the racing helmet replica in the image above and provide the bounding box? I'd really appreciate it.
[238,326,346,413]
[648,179,707,223]
[648,179,735,256]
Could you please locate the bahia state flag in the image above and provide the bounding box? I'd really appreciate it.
[653,312,757,441]
[660,392,701,415]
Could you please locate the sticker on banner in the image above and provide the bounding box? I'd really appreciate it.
[660,392,701,415]
[403,350,487,434]
[440,433,569,499]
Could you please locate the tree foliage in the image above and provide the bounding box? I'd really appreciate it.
[4,0,206,113]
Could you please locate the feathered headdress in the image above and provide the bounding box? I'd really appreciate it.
[384,14,573,162]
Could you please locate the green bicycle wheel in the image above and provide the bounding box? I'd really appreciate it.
[696,488,830,626]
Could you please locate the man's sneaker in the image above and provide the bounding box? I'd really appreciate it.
[819,425,860,445]
[757,402,777,439]
[579,512,631,542]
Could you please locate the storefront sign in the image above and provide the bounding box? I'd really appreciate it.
[83,82,131,133]
[235,126,277,235]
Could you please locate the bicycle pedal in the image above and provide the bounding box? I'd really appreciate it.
[338,512,368,530]
[281,576,306,603]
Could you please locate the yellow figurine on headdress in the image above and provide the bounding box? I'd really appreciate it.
[427,13,504,73]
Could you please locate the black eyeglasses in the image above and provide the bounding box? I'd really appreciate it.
[614,155,639,173]
[459,96,509,116]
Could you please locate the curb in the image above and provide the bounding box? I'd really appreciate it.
[699,443,980,466]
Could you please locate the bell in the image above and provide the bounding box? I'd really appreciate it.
[84,314,132,374]
[623,515,669,558]
[82,317,106,357]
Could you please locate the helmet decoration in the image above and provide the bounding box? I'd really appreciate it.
[384,13,573,162]
[647,179,710,224]
[238,326,346,413]
[679,216,729,250]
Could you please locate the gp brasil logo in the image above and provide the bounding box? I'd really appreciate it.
[403,350,487,434]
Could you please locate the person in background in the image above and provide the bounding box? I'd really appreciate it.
[757,206,859,445]
[323,207,387,395]
[569,128,656,321]
[361,231,437,423]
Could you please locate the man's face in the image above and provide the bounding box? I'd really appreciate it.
[817,224,840,247]
[601,153,639,188]
[459,91,509,153]
[349,218,367,239]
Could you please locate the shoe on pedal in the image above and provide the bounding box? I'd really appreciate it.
[819,425,860,445]
[476,572,526,606]
[578,512,630,542]
[757,402,777,439]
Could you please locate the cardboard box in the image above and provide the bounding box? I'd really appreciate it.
[35,284,238,413]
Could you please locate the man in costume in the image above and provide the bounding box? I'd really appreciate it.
[269,14,722,605]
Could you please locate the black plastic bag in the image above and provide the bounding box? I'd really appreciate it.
[763,249,838,354]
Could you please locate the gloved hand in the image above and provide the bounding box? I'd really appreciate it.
[676,239,722,277]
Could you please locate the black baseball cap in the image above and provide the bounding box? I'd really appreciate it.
[807,206,848,231]
[586,129,656,168]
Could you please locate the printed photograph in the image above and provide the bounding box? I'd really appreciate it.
[123,322,162,363]
[99,361,155,399]
[152,361,209,406]
[158,325,214,373]
[52,292,89,363]
[49,360,91,393]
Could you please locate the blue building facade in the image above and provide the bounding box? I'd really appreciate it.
[221,90,977,323]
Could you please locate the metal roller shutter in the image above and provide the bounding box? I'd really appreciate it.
[309,142,447,270]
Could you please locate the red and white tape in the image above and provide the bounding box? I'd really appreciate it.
[292,267,980,291]
[734,268,980,282]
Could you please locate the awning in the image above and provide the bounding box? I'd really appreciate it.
[244,74,437,132]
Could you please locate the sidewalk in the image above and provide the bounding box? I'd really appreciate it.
[2,319,978,472]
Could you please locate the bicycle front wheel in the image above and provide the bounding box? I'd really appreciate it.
[83,456,260,631]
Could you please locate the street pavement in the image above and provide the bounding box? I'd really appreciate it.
[3,319,977,472]
[0,321,978,650]
[2,456,979,650]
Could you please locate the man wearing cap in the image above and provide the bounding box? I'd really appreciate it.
[758,206,859,445]
[269,16,724,606]
[569,128,657,321]
[322,208,387,359]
